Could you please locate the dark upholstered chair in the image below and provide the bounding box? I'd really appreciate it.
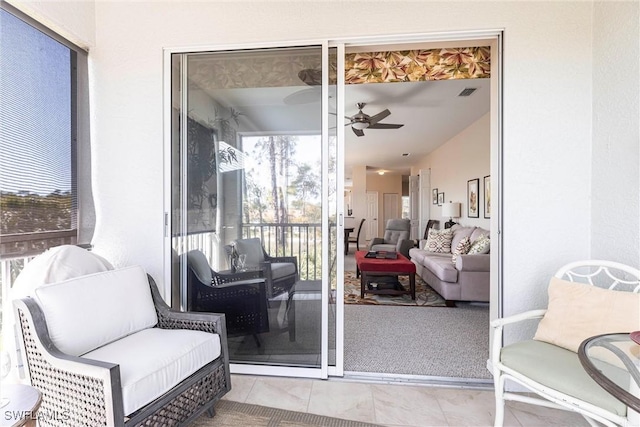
[185,250,269,345]
[369,218,412,257]
[228,238,298,299]
[423,219,440,239]
[348,218,366,253]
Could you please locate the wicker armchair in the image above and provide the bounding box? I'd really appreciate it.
[185,249,269,346]
[13,266,230,427]
[226,238,298,299]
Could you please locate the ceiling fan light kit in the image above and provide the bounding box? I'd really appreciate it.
[346,102,404,137]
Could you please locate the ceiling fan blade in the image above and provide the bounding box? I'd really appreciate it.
[283,88,320,105]
[368,123,404,129]
[368,109,391,126]
[352,127,365,137]
[298,69,322,86]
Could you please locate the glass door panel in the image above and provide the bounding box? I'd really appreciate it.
[171,46,333,370]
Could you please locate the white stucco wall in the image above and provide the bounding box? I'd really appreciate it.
[415,113,490,230]
[591,1,640,268]
[6,0,95,49]
[9,1,600,348]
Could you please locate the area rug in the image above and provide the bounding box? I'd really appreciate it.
[344,270,446,307]
[193,400,381,426]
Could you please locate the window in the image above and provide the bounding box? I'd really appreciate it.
[0,4,91,261]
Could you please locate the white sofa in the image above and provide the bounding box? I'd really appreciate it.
[13,265,230,426]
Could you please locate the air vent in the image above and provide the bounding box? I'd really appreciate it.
[458,87,477,97]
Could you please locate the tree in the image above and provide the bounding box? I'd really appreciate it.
[290,163,320,218]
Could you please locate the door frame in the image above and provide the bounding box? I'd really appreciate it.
[163,28,504,379]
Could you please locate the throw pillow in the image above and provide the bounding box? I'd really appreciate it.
[424,228,454,253]
[468,234,490,254]
[451,236,472,264]
[533,277,640,353]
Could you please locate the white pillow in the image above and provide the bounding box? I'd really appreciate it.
[533,277,640,353]
[35,265,158,356]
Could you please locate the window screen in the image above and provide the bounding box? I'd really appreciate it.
[0,8,78,258]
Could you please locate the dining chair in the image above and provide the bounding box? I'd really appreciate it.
[348,218,366,252]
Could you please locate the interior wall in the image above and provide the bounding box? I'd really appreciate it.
[15,0,597,349]
[366,173,403,237]
[415,113,490,230]
[591,1,640,268]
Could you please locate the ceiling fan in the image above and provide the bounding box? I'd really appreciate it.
[346,103,404,137]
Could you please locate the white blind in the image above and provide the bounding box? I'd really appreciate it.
[0,9,77,257]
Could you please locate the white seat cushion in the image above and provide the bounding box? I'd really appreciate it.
[83,328,221,416]
[34,265,158,356]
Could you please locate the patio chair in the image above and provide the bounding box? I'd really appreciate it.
[13,265,230,426]
[227,237,298,299]
[185,249,269,346]
[369,218,412,258]
[347,218,366,253]
[490,260,640,427]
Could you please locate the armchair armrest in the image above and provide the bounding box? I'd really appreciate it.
[369,237,384,248]
[264,255,299,275]
[13,298,125,426]
[456,254,490,271]
[489,309,547,371]
[148,275,227,337]
[397,239,415,258]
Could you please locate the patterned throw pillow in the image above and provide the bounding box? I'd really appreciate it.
[468,234,490,255]
[451,236,472,264]
[424,228,454,253]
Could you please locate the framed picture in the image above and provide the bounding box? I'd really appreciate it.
[437,192,444,206]
[432,188,438,205]
[467,178,479,218]
[483,175,491,219]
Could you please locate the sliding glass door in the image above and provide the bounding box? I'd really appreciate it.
[168,44,343,377]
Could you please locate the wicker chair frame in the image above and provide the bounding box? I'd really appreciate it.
[13,275,230,427]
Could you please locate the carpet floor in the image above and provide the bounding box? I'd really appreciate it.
[344,303,491,379]
[193,400,381,427]
[344,271,446,307]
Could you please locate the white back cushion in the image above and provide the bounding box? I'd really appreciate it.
[34,265,158,356]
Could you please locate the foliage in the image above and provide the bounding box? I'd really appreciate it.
[1,190,72,235]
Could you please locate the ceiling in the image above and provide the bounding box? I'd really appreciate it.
[190,49,490,180]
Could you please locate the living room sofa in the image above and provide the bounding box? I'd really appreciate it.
[409,224,490,305]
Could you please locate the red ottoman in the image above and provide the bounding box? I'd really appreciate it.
[355,251,416,300]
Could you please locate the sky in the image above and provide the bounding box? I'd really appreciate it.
[0,9,72,195]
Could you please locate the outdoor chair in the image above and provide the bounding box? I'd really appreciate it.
[13,265,230,426]
[227,237,298,299]
[490,260,640,427]
[348,218,366,253]
[369,218,412,257]
[185,249,269,346]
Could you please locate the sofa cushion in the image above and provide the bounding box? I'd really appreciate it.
[468,234,490,255]
[451,236,471,264]
[450,225,476,252]
[424,228,453,253]
[501,340,627,416]
[34,265,158,356]
[534,277,640,352]
[83,328,220,416]
[422,255,458,283]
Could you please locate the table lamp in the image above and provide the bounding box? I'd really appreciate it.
[442,202,461,229]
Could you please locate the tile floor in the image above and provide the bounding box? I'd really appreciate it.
[223,374,590,426]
